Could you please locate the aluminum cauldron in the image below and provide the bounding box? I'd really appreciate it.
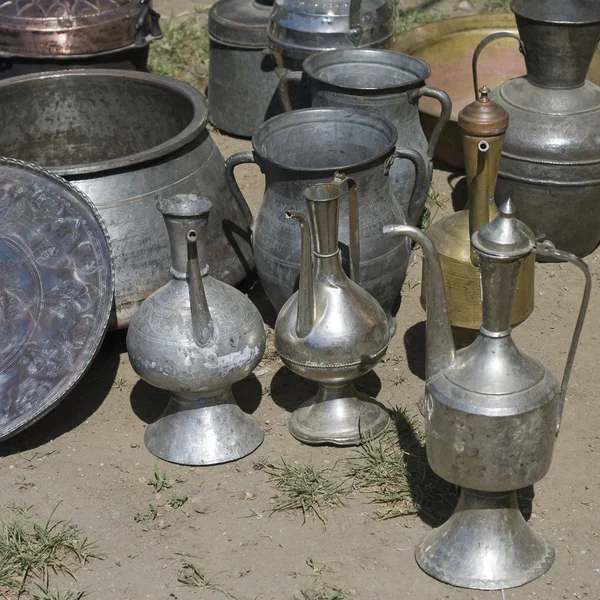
[279,49,451,225]
[0,70,254,328]
[225,108,428,330]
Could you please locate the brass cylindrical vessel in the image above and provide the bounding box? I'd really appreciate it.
[421,86,534,333]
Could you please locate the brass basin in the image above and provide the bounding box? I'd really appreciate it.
[393,14,600,169]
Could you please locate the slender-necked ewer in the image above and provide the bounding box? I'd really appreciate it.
[274,179,390,445]
[127,195,266,466]
[384,200,591,589]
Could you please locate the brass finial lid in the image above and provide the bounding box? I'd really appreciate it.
[458,86,509,137]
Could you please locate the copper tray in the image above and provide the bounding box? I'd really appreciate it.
[393,14,600,169]
[0,159,112,441]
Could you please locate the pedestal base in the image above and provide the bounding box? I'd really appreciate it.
[416,489,554,590]
[289,384,390,446]
[144,389,264,466]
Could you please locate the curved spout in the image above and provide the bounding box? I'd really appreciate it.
[286,210,315,338]
[383,224,456,379]
[187,229,215,347]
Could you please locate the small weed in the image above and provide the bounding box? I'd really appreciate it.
[147,464,172,492]
[0,504,99,598]
[7,502,33,518]
[166,495,188,510]
[394,6,445,33]
[346,408,457,519]
[298,584,345,600]
[147,9,210,89]
[473,0,512,14]
[112,377,128,391]
[134,504,159,523]
[177,562,235,598]
[262,460,347,524]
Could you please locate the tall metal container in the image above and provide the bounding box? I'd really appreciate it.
[208,0,282,137]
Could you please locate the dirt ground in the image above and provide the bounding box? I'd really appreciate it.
[2,2,600,600]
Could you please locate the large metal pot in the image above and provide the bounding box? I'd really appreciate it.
[0,70,254,328]
[278,49,451,225]
[0,0,161,77]
[225,108,428,330]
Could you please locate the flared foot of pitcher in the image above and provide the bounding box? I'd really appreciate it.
[416,488,554,590]
[144,389,264,466]
[288,384,389,446]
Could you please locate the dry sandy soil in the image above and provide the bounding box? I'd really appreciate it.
[1,2,599,600]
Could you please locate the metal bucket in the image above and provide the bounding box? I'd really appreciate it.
[0,70,254,328]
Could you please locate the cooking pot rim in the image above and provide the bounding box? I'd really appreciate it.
[0,69,208,177]
[252,108,398,173]
[303,48,431,93]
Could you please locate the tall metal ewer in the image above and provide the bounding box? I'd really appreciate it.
[275,180,390,445]
[127,195,266,466]
[384,201,591,589]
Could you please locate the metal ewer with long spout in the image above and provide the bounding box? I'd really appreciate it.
[126,194,266,466]
[383,199,591,589]
[274,180,390,446]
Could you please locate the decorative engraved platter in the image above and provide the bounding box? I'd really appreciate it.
[0,158,112,441]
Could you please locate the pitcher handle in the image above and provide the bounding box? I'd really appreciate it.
[224,151,255,229]
[535,240,592,436]
[385,148,428,227]
[411,86,452,161]
[278,71,305,112]
[333,172,360,284]
[348,0,363,45]
[472,32,525,100]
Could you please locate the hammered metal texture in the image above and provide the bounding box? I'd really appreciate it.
[0,158,112,441]
[0,0,131,18]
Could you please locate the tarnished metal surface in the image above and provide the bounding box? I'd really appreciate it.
[126,195,265,465]
[486,4,600,257]
[0,158,112,441]
[0,70,254,328]
[274,181,389,445]
[0,0,161,58]
[392,14,600,169]
[278,48,451,225]
[422,86,534,331]
[384,200,591,590]
[268,0,395,68]
[225,108,428,330]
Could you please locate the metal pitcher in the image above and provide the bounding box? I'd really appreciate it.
[224,108,428,331]
[127,195,266,466]
[384,200,591,589]
[278,49,452,225]
[476,0,600,257]
[275,181,390,445]
[268,0,395,69]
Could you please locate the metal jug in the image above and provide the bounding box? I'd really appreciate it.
[477,0,600,257]
[268,0,395,69]
[225,108,428,331]
[422,85,534,338]
[275,181,390,445]
[384,200,591,589]
[278,49,452,225]
[127,195,266,466]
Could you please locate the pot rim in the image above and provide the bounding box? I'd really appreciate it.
[251,108,398,173]
[303,48,431,93]
[0,69,208,177]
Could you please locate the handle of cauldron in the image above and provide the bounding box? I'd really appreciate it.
[410,86,452,161]
[348,0,364,45]
[278,71,305,112]
[535,240,592,436]
[472,32,526,100]
[385,148,428,227]
[224,151,255,230]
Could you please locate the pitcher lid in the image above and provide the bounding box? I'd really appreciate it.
[511,0,600,24]
[472,199,535,259]
[458,86,509,137]
[0,0,161,58]
[208,0,273,48]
